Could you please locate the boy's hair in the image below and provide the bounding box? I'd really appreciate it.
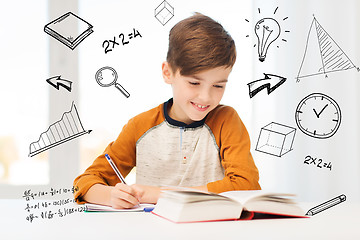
[166,13,236,76]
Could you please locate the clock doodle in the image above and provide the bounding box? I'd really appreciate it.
[295,93,341,139]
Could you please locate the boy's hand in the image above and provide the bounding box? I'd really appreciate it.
[130,184,161,204]
[109,183,140,209]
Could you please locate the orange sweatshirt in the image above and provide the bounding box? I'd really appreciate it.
[73,99,260,203]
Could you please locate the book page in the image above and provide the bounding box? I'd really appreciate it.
[220,191,305,216]
[220,190,296,205]
[161,190,231,203]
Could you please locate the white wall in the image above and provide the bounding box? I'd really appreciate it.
[249,0,360,202]
[0,0,359,203]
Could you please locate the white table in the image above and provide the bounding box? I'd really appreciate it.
[0,199,358,240]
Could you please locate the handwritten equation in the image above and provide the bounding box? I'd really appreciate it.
[25,201,86,223]
[23,186,78,201]
[102,28,142,54]
[304,155,332,171]
[23,187,85,223]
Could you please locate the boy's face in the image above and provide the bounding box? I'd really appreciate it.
[162,62,232,124]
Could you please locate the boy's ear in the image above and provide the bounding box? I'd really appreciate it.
[162,61,173,84]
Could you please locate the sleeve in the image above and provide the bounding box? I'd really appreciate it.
[73,118,137,204]
[206,106,261,193]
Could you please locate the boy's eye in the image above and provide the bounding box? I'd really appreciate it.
[189,82,199,85]
[213,85,224,89]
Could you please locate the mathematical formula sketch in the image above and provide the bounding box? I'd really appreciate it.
[46,76,72,92]
[44,12,94,50]
[28,102,91,157]
[303,155,332,171]
[155,0,174,26]
[23,186,84,223]
[247,73,286,98]
[102,28,142,54]
[246,7,289,62]
[296,16,358,82]
[95,66,130,98]
[255,122,296,157]
[295,93,341,139]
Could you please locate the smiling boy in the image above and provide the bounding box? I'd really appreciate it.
[73,13,260,209]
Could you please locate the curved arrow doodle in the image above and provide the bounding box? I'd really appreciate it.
[247,73,286,98]
[46,76,73,92]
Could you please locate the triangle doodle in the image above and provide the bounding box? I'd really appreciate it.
[296,16,356,82]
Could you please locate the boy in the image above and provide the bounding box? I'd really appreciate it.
[73,13,260,209]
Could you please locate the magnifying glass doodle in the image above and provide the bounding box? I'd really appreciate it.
[95,66,130,98]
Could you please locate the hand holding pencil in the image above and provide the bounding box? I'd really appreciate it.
[105,154,141,209]
[109,183,141,209]
[105,154,161,208]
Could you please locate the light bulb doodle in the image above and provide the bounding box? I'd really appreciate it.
[255,18,280,62]
[245,7,289,62]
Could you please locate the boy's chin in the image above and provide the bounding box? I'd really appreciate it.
[188,114,207,122]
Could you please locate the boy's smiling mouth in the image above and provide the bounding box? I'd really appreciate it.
[191,102,210,111]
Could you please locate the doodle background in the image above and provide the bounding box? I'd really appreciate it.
[0,0,359,207]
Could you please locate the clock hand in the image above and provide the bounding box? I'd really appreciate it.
[317,104,329,117]
[313,104,329,118]
[313,108,320,118]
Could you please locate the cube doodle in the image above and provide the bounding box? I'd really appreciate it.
[155,0,174,26]
[255,122,296,157]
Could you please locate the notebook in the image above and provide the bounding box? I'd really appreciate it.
[84,203,155,212]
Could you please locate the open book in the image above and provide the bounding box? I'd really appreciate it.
[152,190,307,223]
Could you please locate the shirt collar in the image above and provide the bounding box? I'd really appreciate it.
[163,98,206,128]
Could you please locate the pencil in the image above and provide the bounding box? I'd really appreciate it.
[105,153,127,184]
[306,194,346,216]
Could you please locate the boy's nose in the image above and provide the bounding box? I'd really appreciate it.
[198,87,211,103]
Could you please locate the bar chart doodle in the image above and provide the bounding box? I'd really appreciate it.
[28,102,91,157]
[297,16,358,82]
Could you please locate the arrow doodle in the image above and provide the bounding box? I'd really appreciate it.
[46,76,73,92]
[247,73,286,98]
